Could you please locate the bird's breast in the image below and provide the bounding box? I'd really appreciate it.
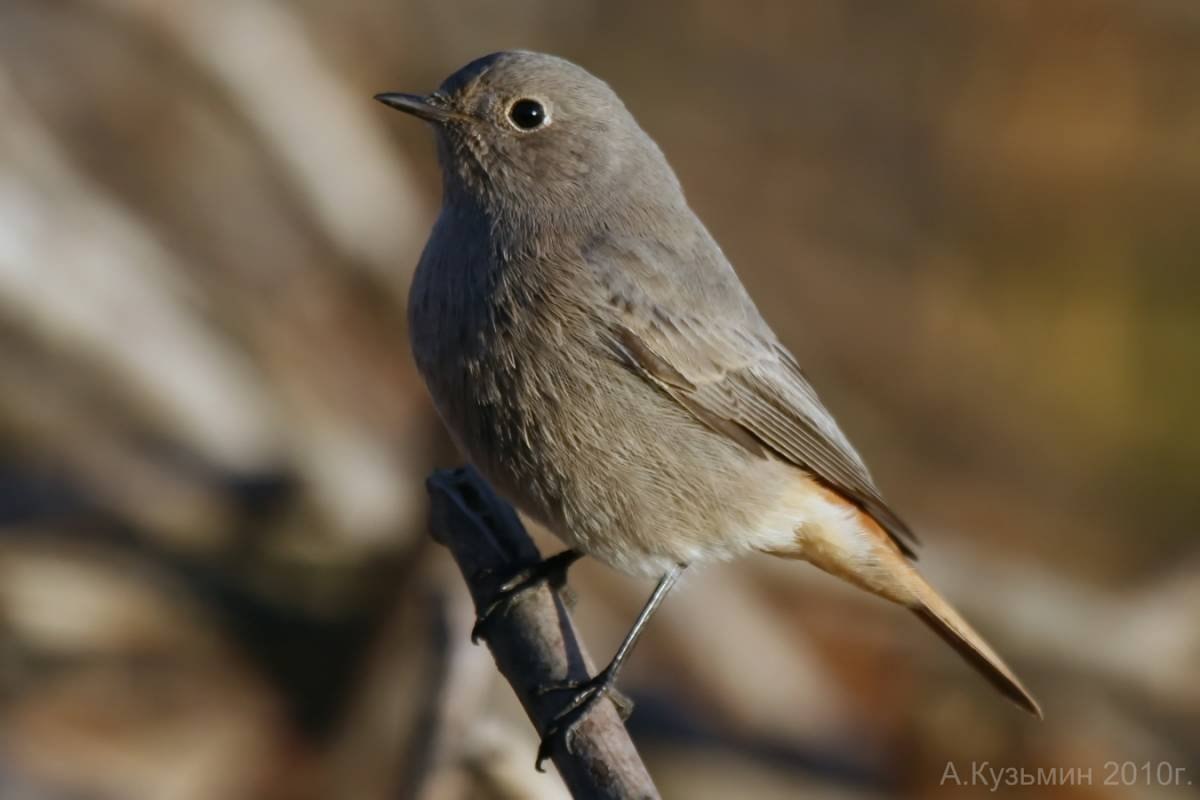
[408,234,599,497]
[405,226,780,574]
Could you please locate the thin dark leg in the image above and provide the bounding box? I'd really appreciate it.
[534,564,685,770]
[471,548,583,643]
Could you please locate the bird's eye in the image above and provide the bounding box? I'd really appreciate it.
[508,98,547,130]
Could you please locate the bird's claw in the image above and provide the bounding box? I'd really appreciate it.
[533,669,633,770]
[470,588,511,644]
[470,550,581,644]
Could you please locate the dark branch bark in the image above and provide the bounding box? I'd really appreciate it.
[426,466,660,800]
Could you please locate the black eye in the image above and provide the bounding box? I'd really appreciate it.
[508,98,547,130]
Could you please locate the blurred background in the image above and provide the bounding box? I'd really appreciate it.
[0,1,1197,798]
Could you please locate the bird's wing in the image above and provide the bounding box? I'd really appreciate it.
[596,285,919,557]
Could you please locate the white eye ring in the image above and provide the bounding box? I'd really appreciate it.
[507,98,551,131]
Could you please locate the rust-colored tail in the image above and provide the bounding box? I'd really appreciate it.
[766,478,1042,717]
[910,581,1042,717]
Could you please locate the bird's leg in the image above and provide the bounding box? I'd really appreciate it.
[471,548,583,643]
[534,564,685,770]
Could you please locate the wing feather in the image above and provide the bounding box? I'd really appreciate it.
[605,315,918,557]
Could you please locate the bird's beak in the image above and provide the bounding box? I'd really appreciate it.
[374,92,461,124]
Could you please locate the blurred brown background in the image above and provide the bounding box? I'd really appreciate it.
[0,1,1197,798]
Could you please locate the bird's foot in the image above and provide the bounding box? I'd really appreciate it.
[533,668,633,770]
[471,549,582,643]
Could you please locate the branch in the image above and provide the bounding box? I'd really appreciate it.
[426,466,660,800]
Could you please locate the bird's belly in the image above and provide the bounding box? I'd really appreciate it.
[427,343,808,575]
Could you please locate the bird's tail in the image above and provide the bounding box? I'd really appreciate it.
[908,574,1042,717]
[764,480,1041,717]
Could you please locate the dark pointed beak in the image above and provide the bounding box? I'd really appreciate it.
[374,92,460,123]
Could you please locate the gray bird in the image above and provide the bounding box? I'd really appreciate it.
[377,50,1040,763]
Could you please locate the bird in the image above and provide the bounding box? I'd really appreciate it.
[376,50,1041,765]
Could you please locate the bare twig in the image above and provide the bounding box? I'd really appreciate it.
[426,467,660,800]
